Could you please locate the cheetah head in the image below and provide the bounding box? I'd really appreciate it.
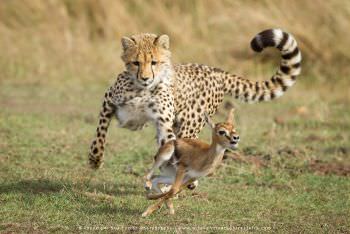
[121,33,172,89]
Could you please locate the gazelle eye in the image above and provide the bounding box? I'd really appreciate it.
[218,130,226,136]
[132,61,140,66]
[151,61,157,65]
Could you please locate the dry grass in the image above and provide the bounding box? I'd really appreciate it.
[1,0,350,84]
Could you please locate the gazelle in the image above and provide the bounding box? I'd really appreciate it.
[142,108,239,217]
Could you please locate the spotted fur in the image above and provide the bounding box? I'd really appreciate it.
[88,29,301,169]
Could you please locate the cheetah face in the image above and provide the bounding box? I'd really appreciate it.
[120,33,172,89]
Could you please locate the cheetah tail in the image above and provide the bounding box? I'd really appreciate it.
[228,29,302,103]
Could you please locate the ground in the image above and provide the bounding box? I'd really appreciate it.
[0,76,349,233]
[1,1,350,232]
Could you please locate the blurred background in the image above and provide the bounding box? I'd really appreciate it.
[0,1,349,232]
[1,0,350,85]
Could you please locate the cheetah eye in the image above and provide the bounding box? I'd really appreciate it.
[218,130,226,136]
[151,61,157,66]
[132,61,140,66]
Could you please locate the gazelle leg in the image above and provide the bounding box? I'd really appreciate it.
[165,199,175,215]
[166,165,186,196]
[144,143,174,190]
[142,165,186,217]
[142,197,167,217]
[158,178,195,215]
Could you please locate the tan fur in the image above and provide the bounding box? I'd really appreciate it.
[142,109,239,217]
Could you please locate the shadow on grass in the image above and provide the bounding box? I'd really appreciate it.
[80,204,140,216]
[0,179,63,194]
[0,178,140,196]
[0,179,142,216]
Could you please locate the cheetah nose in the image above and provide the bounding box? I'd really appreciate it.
[141,77,150,82]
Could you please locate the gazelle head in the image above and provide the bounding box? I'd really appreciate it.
[205,108,240,150]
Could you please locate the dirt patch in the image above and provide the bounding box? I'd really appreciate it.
[304,134,327,143]
[323,146,349,156]
[77,190,115,203]
[123,165,141,177]
[190,191,209,200]
[224,151,269,169]
[309,159,350,177]
[277,146,304,157]
[304,134,346,143]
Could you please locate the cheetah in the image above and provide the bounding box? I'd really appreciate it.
[88,29,302,170]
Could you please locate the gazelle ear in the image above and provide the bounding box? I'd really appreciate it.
[154,34,170,49]
[226,108,235,124]
[204,113,215,129]
[121,36,136,51]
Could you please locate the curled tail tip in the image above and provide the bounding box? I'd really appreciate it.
[251,29,275,52]
[250,28,296,52]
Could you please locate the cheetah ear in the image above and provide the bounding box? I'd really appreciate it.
[154,34,170,49]
[226,108,235,125]
[204,113,215,129]
[121,36,136,50]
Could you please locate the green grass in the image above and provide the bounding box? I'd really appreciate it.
[0,77,349,233]
[1,2,350,232]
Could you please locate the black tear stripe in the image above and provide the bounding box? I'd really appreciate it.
[151,54,155,80]
[136,62,140,80]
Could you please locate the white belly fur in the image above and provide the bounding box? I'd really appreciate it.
[116,98,150,130]
[186,169,207,179]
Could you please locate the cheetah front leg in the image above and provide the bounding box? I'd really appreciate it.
[146,99,176,146]
[88,91,116,169]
